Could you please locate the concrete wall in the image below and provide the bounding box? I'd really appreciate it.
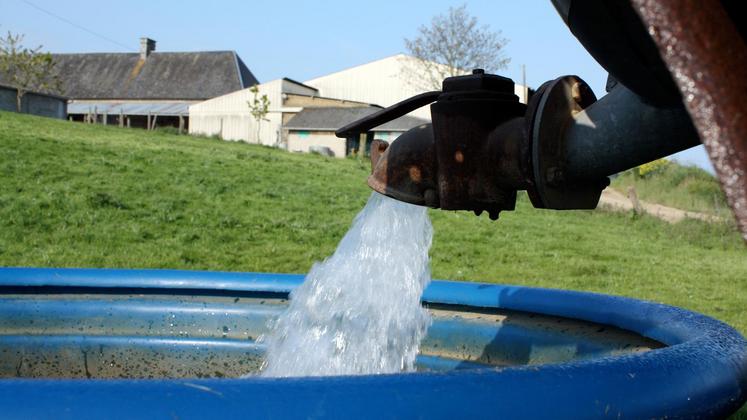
[189,79,291,146]
[0,85,66,119]
[287,131,346,158]
[189,79,377,148]
[287,129,405,158]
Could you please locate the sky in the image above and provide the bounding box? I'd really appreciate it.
[1,0,713,171]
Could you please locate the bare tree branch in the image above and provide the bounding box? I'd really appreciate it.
[403,4,510,91]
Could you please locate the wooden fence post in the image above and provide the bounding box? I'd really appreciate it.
[627,186,644,215]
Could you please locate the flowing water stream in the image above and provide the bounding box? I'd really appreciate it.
[260,192,433,377]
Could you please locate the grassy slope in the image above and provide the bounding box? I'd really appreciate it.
[612,161,730,215]
[1,111,745,330]
[2,111,746,416]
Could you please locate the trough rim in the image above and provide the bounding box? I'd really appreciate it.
[0,267,745,419]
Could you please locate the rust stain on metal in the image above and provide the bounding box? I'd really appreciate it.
[632,0,747,241]
[368,125,438,206]
[409,166,422,183]
[369,139,388,173]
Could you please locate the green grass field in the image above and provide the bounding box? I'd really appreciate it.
[1,111,746,416]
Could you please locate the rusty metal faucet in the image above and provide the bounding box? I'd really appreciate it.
[337,69,700,220]
[337,69,528,219]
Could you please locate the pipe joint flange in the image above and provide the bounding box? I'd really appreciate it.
[527,75,609,210]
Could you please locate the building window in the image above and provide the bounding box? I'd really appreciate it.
[375,132,390,141]
[297,131,310,138]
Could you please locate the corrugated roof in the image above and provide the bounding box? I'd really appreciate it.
[5,51,259,100]
[67,101,192,116]
[285,107,428,132]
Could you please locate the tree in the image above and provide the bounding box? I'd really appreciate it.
[247,85,270,143]
[0,32,62,112]
[403,4,510,90]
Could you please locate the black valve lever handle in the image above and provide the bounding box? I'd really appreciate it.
[335,91,440,138]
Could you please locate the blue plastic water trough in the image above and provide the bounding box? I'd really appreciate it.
[0,267,745,418]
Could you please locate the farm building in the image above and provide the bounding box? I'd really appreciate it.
[285,107,428,158]
[188,78,370,147]
[189,54,530,158]
[304,54,531,120]
[0,84,67,119]
[53,37,258,130]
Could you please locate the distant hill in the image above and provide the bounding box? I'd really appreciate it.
[612,159,728,215]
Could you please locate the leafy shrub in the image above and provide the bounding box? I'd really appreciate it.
[636,158,670,178]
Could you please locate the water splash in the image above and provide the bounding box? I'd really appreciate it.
[260,192,433,377]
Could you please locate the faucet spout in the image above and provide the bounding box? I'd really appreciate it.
[368,125,440,207]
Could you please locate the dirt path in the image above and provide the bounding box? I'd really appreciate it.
[598,188,721,223]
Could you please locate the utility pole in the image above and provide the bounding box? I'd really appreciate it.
[521,64,528,104]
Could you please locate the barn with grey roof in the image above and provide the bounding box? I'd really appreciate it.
[57,37,258,130]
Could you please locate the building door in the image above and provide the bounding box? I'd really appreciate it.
[345,132,374,156]
[345,136,359,156]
